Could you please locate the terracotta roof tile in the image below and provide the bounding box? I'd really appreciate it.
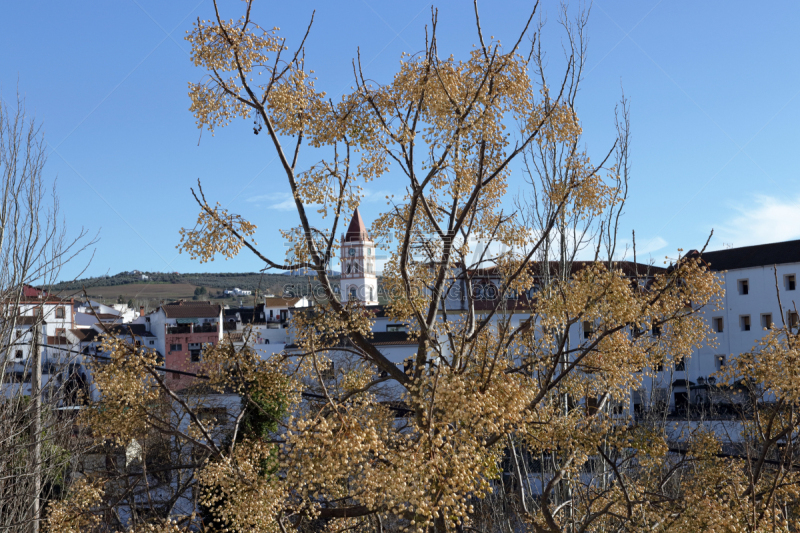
[344,208,371,243]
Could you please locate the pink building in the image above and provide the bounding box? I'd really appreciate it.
[145,301,222,391]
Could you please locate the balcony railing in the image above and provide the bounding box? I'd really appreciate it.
[166,324,218,335]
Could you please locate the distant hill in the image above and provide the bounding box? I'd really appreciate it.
[48,271,342,310]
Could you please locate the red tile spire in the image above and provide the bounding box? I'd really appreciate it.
[344,208,370,242]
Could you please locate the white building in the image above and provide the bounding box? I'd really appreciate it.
[637,240,800,416]
[223,288,252,297]
[74,300,138,326]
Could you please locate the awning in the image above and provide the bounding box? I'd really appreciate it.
[175,318,199,324]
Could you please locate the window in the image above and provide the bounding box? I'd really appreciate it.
[169,343,182,352]
[149,340,155,345]
[740,315,751,332]
[349,286,357,300]
[473,284,484,300]
[786,274,796,291]
[675,358,686,371]
[655,361,664,372]
[483,284,498,300]
[713,317,724,333]
[172,372,181,380]
[189,343,202,362]
[651,323,661,337]
[403,357,414,375]
[583,321,593,339]
[197,407,227,425]
[55,307,65,319]
[320,362,335,381]
[369,286,374,301]
[789,311,799,329]
[386,324,406,332]
[738,279,749,295]
[506,289,518,300]
[761,313,772,329]
[716,354,726,370]
[15,350,22,359]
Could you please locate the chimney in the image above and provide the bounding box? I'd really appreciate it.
[140,305,145,317]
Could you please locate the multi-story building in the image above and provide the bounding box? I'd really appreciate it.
[144,301,222,390]
[635,240,800,416]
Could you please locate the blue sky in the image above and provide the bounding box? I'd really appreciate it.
[2,1,799,281]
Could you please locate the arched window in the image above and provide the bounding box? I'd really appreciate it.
[346,263,352,274]
[349,286,358,300]
[369,287,374,301]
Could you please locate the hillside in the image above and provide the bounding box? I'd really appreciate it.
[49,271,341,309]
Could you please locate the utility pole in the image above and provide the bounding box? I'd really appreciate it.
[30,320,42,533]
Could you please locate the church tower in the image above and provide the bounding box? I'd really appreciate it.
[340,208,379,305]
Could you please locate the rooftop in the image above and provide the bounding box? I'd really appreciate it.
[690,240,800,271]
[160,300,221,319]
[343,208,371,243]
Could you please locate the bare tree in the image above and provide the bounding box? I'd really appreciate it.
[0,95,93,532]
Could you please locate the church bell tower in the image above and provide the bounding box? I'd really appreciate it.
[340,208,379,305]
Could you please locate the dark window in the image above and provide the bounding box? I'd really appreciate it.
[713,317,724,333]
[761,314,772,329]
[787,275,796,291]
[169,343,182,352]
[675,359,685,371]
[483,284,497,300]
[320,362,335,381]
[789,312,799,329]
[740,315,750,331]
[172,372,181,380]
[583,321,593,339]
[386,324,406,332]
[55,307,65,318]
[651,324,661,337]
[586,396,599,415]
[738,279,749,295]
[149,340,155,345]
[403,358,413,375]
[716,354,726,370]
[15,350,23,359]
[197,407,227,424]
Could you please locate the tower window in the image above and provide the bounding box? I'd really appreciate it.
[369,286,374,301]
[349,286,357,300]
